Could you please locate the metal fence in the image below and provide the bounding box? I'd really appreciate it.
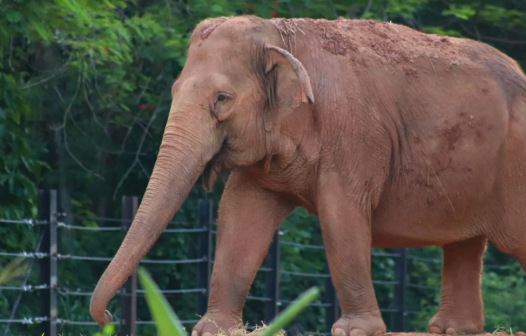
[0,189,412,336]
[0,189,509,336]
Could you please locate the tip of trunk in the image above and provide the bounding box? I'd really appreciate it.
[90,298,113,327]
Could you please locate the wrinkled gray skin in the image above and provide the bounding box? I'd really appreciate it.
[90,15,526,336]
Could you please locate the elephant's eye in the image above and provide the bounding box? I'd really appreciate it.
[217,94,227,102]
[211,92,233,121]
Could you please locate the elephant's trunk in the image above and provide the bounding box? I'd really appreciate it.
[90,102,219,327]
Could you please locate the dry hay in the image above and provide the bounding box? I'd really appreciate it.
[201,324,286,336]
[270,18,305,54]
[199,328,526,336]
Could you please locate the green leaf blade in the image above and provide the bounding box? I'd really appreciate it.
[258,287,320,336]
[137,267,187,336]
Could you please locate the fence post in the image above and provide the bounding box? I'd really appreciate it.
[324,261,339,332]
[264,230,280,324]
[392,248,407,332]
[39,189,58,336]
[120,196,138,336]
[197,199,213,316]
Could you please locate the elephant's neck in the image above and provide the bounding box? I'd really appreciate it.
[249,111,321,203]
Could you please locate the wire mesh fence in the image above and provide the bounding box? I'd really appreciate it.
[0,189,514,336]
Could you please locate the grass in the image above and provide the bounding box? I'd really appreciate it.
[96,267,321,336]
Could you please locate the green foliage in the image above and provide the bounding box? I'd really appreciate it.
[442,4,477,20]
[258,287,320,336]
[1,0,526,335]
[137,266,319,336]
[93,323,115,336]
[138,267,187,336]
[482,263,526,331]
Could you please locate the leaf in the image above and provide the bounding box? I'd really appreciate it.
[119,103,130,112]
[0,257,28,285]
[137,267,187,336]
[442,5,476,20]
[28,19,51,41]
[258,287,320,336]
[11,110,20,124]
[6,10,22,23]
[102,0,116,9]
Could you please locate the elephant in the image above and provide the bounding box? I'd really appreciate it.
[89,15,526,336]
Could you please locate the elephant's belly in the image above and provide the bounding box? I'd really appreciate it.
[370,164,497,248]
[370,199,484,249]
[370,217,468,249]
[369,111,509,247]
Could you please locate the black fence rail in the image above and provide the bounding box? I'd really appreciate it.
[0,189,408,336]
[0,189,512,336]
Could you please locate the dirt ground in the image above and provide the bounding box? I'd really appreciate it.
[383,333,526,336]
[229,329,525,336]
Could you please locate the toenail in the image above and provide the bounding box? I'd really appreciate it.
[333,328,346,336]
[192,332,198,336]
[446,328,457,335]
[202,332,212,336]
[350,329,367,336]
[429,326,442,334]
[373,331,384,336]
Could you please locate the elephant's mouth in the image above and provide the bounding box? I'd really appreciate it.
[203,153,224,192]
[202,138,229,192]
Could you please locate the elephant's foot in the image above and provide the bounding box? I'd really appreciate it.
[428,310,483,335]
[192,312,242,336]
[331,314,386,336]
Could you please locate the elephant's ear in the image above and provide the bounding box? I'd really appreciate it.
[262,45,314,131]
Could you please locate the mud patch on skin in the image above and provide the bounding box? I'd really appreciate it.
[415,177,434,190]
[439,37,452,44]
[270,17,465,68]
[368,39,410,64]
[440,112,486,152]
[459,112,477,128]
[403,65,418,78]
[443,124,463,150]
[320,18,410,63]
[199,17,230,42]
[321,29,358,55]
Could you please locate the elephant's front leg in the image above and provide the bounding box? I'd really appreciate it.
[318,175,386,336]
[192,173,294,336]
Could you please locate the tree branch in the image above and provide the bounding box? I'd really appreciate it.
[19,56,71,89]
[112,99,164,199]
[461,23,526,45]
[68,110,128,155]
[52,72,104,179]
[138,159,151,179]
[362,0,374,18]
[8,38,14,72]
[83,81,109,136]
[50,72,82,131]
[62,125,104,180]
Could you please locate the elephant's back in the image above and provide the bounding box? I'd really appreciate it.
[270,17,526,85]
[271,18,477,67]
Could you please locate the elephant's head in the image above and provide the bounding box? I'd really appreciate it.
[89,15,314,326]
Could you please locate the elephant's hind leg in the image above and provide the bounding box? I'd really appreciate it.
[493,241,526,282]
[428,236,486,335]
